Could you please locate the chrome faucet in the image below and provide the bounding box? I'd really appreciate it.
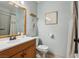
[9,36,16,40]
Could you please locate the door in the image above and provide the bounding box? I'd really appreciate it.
[67,1,79,58]
[78,1,79,57]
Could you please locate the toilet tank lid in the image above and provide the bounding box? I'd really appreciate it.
[38,45,48,49]
[32,37,40,39]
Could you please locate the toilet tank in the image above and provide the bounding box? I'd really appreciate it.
[33,37,39,46]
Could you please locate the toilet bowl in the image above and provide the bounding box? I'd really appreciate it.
[34,37,48,57]
[37,45,48,53]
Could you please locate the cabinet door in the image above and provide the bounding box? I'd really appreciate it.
[12,52,24,58]
[24,45,36,58]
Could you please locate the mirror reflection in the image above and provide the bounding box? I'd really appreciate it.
[0,1,25,36]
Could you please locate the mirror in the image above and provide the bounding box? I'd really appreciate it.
[0,1,26,37]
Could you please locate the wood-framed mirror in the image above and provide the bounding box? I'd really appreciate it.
[0,1,26,38]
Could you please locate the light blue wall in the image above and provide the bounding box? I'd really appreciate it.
[37,1,72,57]
[16,8,24,33]
[24,1,37,36]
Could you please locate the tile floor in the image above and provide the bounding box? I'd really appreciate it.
[36,50,55,58]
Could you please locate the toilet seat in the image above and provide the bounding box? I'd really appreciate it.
[37,45,48,52]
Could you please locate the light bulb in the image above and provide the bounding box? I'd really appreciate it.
[20,1,24,5]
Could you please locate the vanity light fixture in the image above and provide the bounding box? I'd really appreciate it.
[9,1,13,5]
[9,1,19,8]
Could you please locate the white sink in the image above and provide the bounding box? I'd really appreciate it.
[0,38,9,44]
[0,36,35,51]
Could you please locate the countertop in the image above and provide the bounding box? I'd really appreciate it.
[0,36,35,52]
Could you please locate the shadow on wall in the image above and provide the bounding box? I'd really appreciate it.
[38,38,43,45]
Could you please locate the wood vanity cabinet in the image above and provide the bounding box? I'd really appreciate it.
[0,39,36,58]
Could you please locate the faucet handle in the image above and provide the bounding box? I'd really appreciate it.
[9,36,13,40]
[13,36,16,39]
[9,36,16,40]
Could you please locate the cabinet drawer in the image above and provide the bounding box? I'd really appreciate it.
[0,39,35,58]
[12,52,24,58]
[12,44,36,58]
[24,44,36,58]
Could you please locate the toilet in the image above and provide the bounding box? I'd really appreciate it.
[35,37,48,58]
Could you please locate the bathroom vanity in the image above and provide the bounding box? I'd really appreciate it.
[0,37,36,58]
[0,1,36,58]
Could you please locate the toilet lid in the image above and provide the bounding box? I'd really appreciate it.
[37,45,48,50]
